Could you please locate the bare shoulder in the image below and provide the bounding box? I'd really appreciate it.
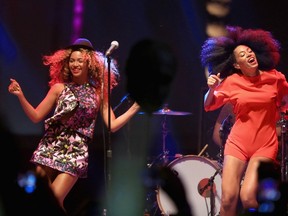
[49,83,65,97]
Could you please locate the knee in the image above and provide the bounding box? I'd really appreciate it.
[221,193,238,210]
[240,193,258,209]
[35,165,46,177]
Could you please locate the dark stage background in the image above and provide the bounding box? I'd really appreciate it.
[1,0,288,215]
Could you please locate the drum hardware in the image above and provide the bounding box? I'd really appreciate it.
[139,104,192,166]
[157,155,222,216]
[198,168,222,216]
[279,112,288,182]
[145,112,174,215]
[161,113,170,165]
[198,168,221,196]
[147,151,170,168]
[138,103,193,116]
[150,105,192,116]
[144,104,191,215]
[218,114,233,164]
[198,144,209,157]
[149,104,190,166]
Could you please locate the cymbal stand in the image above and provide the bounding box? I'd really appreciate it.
[147,151,166,168]
[146,114,169,167]
[161,114,169,165]
[280,112,288,182]
[144,114,170,215]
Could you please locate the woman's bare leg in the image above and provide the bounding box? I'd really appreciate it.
[240,157,273,210]
[220,155,246,216]
[51,172,78,210]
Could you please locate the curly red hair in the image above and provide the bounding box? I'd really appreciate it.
[42,47,119,100]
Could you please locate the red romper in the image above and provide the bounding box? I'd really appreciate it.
[205,70,288,161]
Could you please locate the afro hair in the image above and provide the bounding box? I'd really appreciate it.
[200,26,281,78]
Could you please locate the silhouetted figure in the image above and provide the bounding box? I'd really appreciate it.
[125,39,177,114]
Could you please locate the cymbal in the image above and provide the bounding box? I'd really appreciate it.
[139,108,192,116]
[153,108,192,115]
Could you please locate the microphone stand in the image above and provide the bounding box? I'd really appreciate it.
[103,55,112,216]
[103,42,119,216]
[199,169,220,215]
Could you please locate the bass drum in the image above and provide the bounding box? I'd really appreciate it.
[156,155,222,216]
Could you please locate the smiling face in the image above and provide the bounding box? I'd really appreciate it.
[69,51,89,84]
[233,45,259,77]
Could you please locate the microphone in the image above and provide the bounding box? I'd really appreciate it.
[105,40,119,56]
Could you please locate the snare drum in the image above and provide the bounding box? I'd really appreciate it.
[156,155,222,216]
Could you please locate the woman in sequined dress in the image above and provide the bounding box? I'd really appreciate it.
[8,38,140,212]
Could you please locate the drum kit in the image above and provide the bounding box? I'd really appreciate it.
[142,105,222,216]
[143,103,288,216]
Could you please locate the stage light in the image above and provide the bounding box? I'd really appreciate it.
[206,23,227,37]
[205,0,231,37]
[206,0,231,18]
[71,0,84,43]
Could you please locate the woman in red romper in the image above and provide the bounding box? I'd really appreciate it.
[201,26,288,216]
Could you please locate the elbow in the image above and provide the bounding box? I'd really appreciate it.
[30,116,42,124]
[203,104,210,112]
[110,126,120,133]
[203,101,210,112]
[31,119,41,124]
[204,99,215,112]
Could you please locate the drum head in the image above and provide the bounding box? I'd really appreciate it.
[157,155,222,216]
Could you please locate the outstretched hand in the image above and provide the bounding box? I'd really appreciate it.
[8,78,22,96]
[207,73,221,90]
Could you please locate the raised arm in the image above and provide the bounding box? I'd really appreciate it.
[204,73,221,108]
[8,78,63,123]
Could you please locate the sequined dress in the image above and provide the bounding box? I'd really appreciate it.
[31,82,98,178]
